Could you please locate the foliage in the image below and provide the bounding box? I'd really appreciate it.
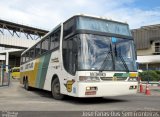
[139,70,160,81]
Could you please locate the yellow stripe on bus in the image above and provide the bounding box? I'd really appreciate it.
[20,59,40,87]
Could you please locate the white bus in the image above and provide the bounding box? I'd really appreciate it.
[20,15,138,100]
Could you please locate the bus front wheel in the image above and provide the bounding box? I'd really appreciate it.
[51,78,64,100]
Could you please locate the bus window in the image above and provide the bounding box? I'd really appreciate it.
[21,55,25,64]
[25,52,30,62]
[50,29,60,50]
[30,48,35,60]
[35,43,41,57]
[54,31,60,48]
[41,37,49,54]
[12,68,20,72]
[63,17,75,38]
[63,37,78,75]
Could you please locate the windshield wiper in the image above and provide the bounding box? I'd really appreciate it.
[99,44,112,71]
[115,45,129,72]
[118,53,129,72]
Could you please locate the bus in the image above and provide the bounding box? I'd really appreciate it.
[11,67,20,79]
[20,15,138,100]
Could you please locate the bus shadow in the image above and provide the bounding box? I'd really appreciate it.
[20,86,53,98]
[33,89,53,98]
[21,86,128,104]
[63,96,128,104]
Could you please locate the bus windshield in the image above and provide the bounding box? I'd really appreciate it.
[78,34,137,72]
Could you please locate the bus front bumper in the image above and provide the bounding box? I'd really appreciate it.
[77,81,138,97]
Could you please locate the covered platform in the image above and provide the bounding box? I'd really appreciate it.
[137,55,160,70]
[0,49,23,68]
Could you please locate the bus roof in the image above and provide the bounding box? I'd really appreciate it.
[64,14,128,26]
[21,14,129,56]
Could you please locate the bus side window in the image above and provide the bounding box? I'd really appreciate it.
[41,37,49,54]
[23,54,26,63]
[30,48,35,60]
[21,55,25,64]
[54,31,60,48]
[63,37,78,75]
[35,43,41,57]
[26,52,30,62]
[50,35,55,50]
[50,28,60,50]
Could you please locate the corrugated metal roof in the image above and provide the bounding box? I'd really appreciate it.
[132,24,160,50]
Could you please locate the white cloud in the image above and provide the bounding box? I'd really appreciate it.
[0,0,160,30]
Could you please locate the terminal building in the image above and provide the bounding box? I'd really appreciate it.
[132,24,160,70]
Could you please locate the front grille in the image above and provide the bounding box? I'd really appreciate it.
[100,77,127,81]
[100,77,112,81]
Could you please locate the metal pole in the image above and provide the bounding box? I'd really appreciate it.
[146,63,148,70]
[146,63,149,83]
[0,65,2,86]
[5,52,10,86]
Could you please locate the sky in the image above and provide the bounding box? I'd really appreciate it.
[0,0,160,30]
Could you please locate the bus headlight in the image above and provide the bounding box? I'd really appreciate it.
[79,76,100,82]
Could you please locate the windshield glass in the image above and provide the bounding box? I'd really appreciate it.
[78,34,137,71]
[112,38,137,71]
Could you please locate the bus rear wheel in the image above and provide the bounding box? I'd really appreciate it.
[51,78,64,100]
[24,79,30,91]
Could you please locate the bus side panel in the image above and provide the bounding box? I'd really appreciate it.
[35,53,51,89]
[20,59,39,87]
[43,51,62,91]
[43,51,78,96]
[20,53,52,89]
[35,57,45,88]
[30,59,40,87]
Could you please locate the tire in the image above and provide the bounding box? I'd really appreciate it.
[24,79,30,91]
[51,78,64,100]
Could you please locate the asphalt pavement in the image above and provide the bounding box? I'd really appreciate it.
[0,80,160,112]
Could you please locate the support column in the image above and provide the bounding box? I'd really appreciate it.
[6,52,9,73]
[146,63,149,70]
[0,65,2,85]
